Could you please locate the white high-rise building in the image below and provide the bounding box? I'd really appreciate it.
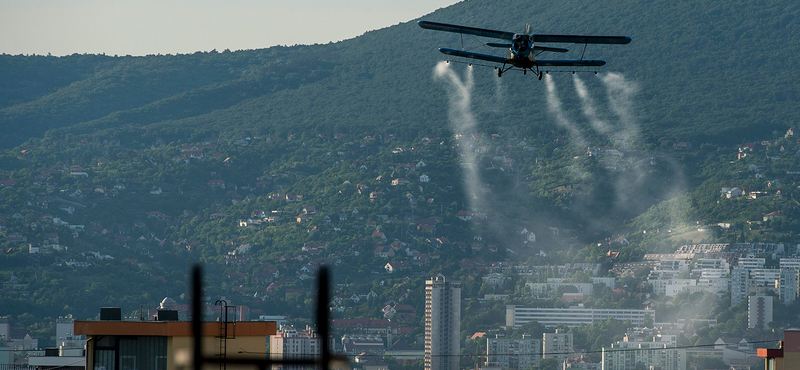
[425,275,461,370]
[780,267,800,303]
[730,266,749,305]
[779,259,800,304]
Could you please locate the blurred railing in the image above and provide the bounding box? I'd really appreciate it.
[191,264,347,370]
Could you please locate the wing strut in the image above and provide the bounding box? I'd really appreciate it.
[581,42,588,60]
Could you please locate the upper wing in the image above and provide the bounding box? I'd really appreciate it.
[535,60,607,67]
[533,34,631,44]
[438,48,509,64]
[419,21,515,41]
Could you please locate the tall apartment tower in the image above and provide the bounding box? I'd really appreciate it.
[425,275,461,370]
[730,266,749,305]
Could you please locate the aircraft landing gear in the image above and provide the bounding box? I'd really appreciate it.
[497,69,502,78]
[523,69,527,75]
[538,71,543,80]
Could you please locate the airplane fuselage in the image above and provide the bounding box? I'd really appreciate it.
[508,34,536,68]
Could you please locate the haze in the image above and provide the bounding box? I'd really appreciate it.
[0,0,461,57]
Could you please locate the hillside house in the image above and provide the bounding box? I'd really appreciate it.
[208,180,225,189]
[372,230,387,241]
[374,246,395,258]
[286,194,304,203]
[0,179,18,188]
[229,244,251,256]
[391,178,410,186]
[385,261,411,273]
[724,187,744,198]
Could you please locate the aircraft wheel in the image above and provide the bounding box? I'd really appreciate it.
[538,72,543,80]
[497,70,502,78]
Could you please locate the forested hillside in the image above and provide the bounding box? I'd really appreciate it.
[1,0,799,348]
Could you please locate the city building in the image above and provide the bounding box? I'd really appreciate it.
[601,332,685,370]
[506,305,654,328]
[542,330,574,364]
[27,315,86,370]
[75,307,275,370]
[748,295,773,330]
[425,274,461,370]
[738,258,766,270]
[757,329,800,370]
[695,258,730,270]
[0,315,39,366]
[56,316,85,347]
[485,335,540,370]
[779,262,800,304]
[270,325,336,370]
[731,266,749,305]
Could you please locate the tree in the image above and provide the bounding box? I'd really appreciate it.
[537,357,559,370]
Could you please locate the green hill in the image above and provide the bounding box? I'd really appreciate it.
[2,0,799,148]
[1,0,800,345]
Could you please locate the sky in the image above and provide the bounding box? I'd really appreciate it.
[0,0,461,56]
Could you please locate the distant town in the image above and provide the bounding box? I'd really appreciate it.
[3,241,800,370]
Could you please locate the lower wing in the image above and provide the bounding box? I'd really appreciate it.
[536,60,606,67]
[438,48,508,64]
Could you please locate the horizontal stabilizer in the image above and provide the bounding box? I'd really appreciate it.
[534,46,569,53]
[533,34,631,44]
[536,60,606,67]
[419,21,515,40]
[439,48,509,64]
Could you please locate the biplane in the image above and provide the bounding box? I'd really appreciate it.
[418,20,631,78]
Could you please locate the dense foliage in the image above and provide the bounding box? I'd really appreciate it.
[0,0,798,357]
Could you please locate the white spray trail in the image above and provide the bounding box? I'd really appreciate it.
[544,73,585,150]
[434,61,485,211]
[572,74,613,137]
[602,73,641,150]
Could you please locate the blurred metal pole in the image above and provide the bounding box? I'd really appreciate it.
[316,266,330,370]
[193,264,203,370]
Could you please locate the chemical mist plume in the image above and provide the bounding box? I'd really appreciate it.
[434,61,485,211]
[602,73,641,150]
[572,74,612,137]
[544,73,586,150]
